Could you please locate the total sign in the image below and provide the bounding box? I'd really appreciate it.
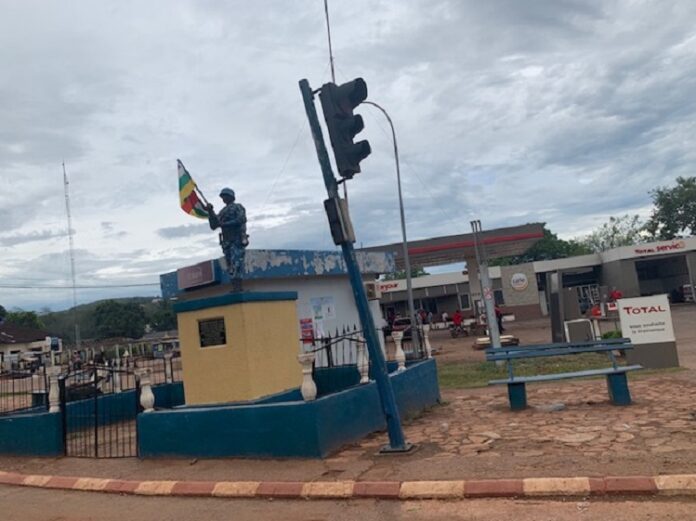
[618,295,676,345]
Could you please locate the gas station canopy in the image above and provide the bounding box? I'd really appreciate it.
[361,223,545,270]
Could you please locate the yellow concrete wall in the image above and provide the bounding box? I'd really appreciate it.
[177,298,301,405]
[241,301,303,399]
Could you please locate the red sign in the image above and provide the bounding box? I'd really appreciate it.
[622,305,667,315]
[300,318,314,344]
[177,260,216,289]
[634,241,686,255]
[379,282,399,291]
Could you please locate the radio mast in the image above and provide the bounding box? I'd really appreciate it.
[62,162,81,351]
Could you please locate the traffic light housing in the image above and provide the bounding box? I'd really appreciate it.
[319,78,371,179]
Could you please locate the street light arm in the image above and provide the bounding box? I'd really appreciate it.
[364,101,421,352]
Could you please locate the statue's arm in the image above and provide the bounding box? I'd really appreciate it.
[207,208,220,230]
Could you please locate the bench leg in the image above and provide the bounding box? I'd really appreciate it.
[606,372,632,406]
[507,382,527,411]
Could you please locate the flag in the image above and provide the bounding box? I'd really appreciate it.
[178,160,209,219]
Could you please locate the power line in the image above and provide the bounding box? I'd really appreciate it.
[0,283,160,289]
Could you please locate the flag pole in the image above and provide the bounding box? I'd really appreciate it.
[194,185,211,208]
[178,158,212,208]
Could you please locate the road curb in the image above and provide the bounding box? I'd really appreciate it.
[1,470,695,499]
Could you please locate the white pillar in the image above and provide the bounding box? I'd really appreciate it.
[164,352,174,383]
[136,368,155,412]
[392,331,407,372]
[356,335,369,384]
[47,366,61,413]
[423,324,433,359]
[113,360,122,393]
[297,353,317,401]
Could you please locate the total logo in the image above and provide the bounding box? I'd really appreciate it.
[622,305,667,315]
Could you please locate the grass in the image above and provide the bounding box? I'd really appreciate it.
[437,353,654,389]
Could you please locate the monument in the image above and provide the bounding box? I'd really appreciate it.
[206,187,248,292]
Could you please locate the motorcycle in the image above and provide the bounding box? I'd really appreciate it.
[449,324,467,338]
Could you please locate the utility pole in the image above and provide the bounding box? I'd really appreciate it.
[299,78,411,452]
[471,220,501,349]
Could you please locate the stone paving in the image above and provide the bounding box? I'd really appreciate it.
[330,374,696,475]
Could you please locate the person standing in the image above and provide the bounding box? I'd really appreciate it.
[495,304,505,333]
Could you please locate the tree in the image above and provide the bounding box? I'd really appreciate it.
[93,300,146,339]
[0,305,6,322]
[491,227,592,266]
[383,266,429,280]
[646,176,696,239]
[581,214,646,252]
[148,301,177,332]
[5,310,45,330]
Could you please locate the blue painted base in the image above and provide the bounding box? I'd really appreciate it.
[138,359,440,458]
[507,382,527,410]
[0,412,63,456]
[606,372,632,405]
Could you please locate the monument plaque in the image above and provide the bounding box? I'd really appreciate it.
[198,318,227,348]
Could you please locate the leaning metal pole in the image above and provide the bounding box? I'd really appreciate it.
[299,79,410,452]
[364,101,421,353]
[471,220,502,349]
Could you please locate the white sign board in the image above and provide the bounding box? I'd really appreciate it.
[618,295,676,345]
[310,296,336,320]
[510,273,529,291]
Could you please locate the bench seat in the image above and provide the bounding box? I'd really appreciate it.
[489,365,643,385]
[485,338,641,410]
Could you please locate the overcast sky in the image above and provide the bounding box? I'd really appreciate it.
[1,0,695,311]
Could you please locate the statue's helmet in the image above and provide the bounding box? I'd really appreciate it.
[219,187,235,198]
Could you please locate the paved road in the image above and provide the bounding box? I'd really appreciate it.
[2,485,696,521]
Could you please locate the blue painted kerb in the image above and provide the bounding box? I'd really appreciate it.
[173,291,298,313]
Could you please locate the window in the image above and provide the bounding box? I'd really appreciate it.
[494,289,505,306]
[459,293,471,309]
[198,318,227,348]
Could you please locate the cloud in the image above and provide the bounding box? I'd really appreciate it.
[2,0,696,310]
[0,229,68,247]
[157,223,211,239]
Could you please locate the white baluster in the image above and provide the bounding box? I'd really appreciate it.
[47,366,61,413]
[164,352,173,383]
[392,331,407,372]
[423,324,433,359]
[297,353,317,401]
[356,335,369,384]
[113,360,122,393]
[136,368,155,412]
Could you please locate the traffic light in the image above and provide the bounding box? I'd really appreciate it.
[319,78,371,179]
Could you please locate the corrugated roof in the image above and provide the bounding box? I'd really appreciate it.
[0,322,49,345]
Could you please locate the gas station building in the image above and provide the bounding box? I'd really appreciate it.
[366,231,696,321]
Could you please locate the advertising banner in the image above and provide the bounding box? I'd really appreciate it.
[618,294,676,345]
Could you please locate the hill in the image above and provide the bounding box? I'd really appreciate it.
[39,296,167,344]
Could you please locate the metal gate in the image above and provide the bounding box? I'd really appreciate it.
[60,365,139,458]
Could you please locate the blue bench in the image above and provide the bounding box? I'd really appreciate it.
[485,338,642,410]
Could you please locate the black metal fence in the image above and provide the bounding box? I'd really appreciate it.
[0,367,48,416]
[303,324,428,369]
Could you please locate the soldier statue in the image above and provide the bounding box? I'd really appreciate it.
[207,187,248,291]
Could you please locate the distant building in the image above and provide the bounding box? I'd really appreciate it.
[0,323,60,369]
[379,237,696,321]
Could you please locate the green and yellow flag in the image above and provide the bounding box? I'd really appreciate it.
[178,160,209,219]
